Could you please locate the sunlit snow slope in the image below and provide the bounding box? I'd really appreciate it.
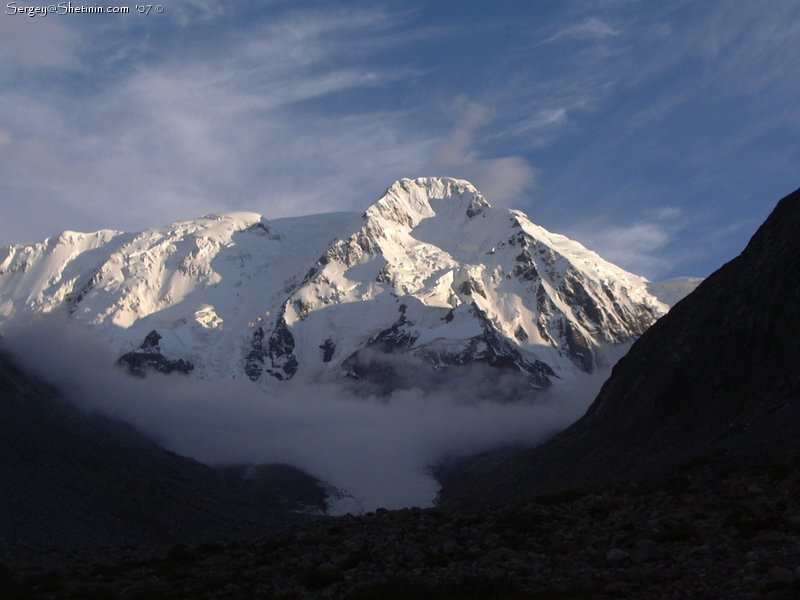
[0,178,688,394]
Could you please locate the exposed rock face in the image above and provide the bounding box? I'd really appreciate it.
[341,302,557,395]
[245,312,299,382]
[117,330,194,377]
[438,187,800,507]
[319,337,336,363]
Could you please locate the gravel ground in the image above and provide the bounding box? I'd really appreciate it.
[2,458,799,600]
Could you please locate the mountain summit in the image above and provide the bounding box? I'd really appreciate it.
[0,178,677,395]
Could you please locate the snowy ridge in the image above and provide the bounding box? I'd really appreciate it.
[0,178,688,394]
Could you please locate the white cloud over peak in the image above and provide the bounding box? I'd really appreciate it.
[426,97,537,206]
[563,207,685,280]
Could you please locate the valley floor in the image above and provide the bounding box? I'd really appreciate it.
[2,457,799,600]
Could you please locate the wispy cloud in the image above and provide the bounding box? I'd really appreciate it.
[544,17,621,43]
[426,97,537,206]
[169,0,232,26]
[563,207,686,280]
[0,16,80,73]
[0,5,436,242]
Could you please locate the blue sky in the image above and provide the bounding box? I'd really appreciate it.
[1,0,798,280]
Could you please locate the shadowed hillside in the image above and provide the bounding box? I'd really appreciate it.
[0,345,319,550]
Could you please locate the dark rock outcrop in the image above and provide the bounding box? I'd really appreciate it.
[439,187,800,507]
[266,316,299,380]
[320,337,336,363]
[117,330,194,377]
[244,312,300,382]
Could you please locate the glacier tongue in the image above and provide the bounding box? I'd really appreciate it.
[0,177,676,394]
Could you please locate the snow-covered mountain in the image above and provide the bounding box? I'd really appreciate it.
[0,178,688,395]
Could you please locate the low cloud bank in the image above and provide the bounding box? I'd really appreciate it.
[2,315,614,512]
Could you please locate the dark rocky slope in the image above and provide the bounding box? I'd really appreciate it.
[0,346,317,550]
[438,187,800,507]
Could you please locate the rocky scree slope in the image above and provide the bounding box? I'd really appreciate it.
[438,186,800,507]
[0,178,672,396]
[3,457,799,599]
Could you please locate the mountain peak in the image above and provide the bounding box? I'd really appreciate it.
[364,177,490,229]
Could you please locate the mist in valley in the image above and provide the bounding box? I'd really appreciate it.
[2,314,619,512]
